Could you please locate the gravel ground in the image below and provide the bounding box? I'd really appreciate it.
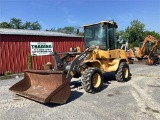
[0,63,160,120]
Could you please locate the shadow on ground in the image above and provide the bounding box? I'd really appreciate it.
[46,71,132,107]
[103,72,116,82]
[100,72,116,91]
[70,80,82,89]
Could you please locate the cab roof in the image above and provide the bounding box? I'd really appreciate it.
[83,21,117,27]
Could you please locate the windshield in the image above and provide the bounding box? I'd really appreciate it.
[84,24,107,50]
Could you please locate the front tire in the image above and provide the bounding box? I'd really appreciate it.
[115,62,130,82]
[81,67,103,93]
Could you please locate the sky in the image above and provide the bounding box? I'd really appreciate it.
[0,0,160,33]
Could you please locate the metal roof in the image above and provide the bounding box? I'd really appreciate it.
[0,28,82,38]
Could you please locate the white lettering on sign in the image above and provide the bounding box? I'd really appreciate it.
[30,42,53,56]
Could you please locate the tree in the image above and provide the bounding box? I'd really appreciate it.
[48,26,80,35]
[31,21,41,30]
[57,26,84,36]
[46,28,56,32]
[116,30,129,43]
[144,30,160,47]
[125,20,145,48]
[0,22,11,28]
[56,28,65,33]
[0,18,42,30]
[23,21,32,30]
[63,26,75,34]
[143,30,160,40]
[9,18,23,29]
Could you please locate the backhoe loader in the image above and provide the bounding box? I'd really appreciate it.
[10,21,131,104]
[128,35,160,65]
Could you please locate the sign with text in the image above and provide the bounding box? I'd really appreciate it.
[30,42,53,56]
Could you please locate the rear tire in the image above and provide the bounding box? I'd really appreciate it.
[115,62,130,82]
[81,67,103,93]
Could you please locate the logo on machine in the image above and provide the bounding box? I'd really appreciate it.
[78,53,87,60]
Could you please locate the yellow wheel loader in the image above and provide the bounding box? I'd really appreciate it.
[9,21,131,104]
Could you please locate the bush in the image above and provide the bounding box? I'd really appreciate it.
[4,71,11,76]
[28,54,32,69]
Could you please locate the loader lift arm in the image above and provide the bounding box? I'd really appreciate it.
[66,46,95,81]
[52,46,95,81]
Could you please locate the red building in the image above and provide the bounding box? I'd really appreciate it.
[0,28,84,75]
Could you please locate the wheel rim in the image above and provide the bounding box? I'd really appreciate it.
[124,67,129,78]
[92,73,101,88]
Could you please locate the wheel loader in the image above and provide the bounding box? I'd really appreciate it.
[9,21,131,104]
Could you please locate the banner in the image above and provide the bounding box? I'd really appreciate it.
[30,42,53,56]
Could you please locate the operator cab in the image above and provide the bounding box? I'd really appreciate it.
[83,21,118,50]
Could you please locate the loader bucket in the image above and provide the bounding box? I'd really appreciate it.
[9,70,70,104]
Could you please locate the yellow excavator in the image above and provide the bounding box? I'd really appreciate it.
[10,21,131,104]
